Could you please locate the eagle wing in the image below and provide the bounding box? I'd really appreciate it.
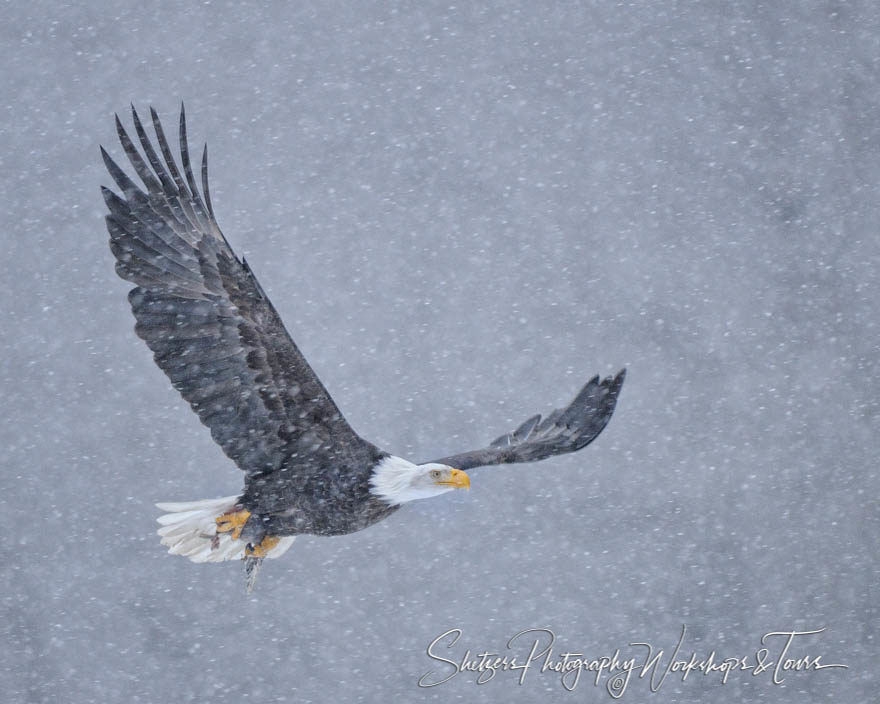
[102,105,380,487]
[428,369,625,471]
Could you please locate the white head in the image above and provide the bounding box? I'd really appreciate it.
[369,456,471,505]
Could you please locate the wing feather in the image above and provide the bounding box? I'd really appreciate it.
[102,105,379,491]
[430,369,625,471]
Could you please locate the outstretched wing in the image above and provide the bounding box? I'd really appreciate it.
[429,369,625,471]
[101,104,380,486]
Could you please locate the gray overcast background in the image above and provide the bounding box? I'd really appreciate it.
[1,1,876,702]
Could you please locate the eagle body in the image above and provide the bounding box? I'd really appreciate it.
[237,449,399,540]
[102,105,625,589]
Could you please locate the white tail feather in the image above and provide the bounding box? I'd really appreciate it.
[155,496,295,563]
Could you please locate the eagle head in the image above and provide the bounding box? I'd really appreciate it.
[369,457,470,505]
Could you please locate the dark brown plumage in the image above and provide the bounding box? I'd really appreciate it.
[102,105,392,541]
[101,104,625,582]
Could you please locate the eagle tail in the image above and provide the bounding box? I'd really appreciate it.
[155,496,295,563]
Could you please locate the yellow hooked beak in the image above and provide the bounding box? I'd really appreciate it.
[437,468,470,490]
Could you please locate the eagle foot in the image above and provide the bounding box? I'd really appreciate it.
[215,508,251,540]
[244,535,280,558]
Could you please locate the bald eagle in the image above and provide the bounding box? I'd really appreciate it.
[101,105,625,590]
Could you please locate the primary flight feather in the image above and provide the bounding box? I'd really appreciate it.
[101,104,625,590]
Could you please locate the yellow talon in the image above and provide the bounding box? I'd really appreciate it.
[215,508,251,540]
[245,535,280,558]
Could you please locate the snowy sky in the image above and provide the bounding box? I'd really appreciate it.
[1,2,876,702]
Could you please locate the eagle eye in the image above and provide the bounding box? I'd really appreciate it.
[430,469,442,480]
